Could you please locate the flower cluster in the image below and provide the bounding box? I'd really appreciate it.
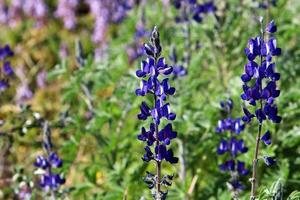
[34,122,65,194]
[0,44,14,91]
[216,99,249,193]
[136,27,178,199]
[172,0,216,23]
[241,20,281,165]
[55,0,79,30]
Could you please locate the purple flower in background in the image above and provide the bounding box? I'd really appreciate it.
[171,1,216,77]
[253,0,277,9]
[15,66,33,104]
[135,26,178,199]
[55,0,79,30]
[85,0,135,46]
[241,19,281,198]
[37,69,47,89]
[127,7,150,64]
[216,99,249,194]
[0,1,9,24]
[0,0,47,27]
[172,0,216,23]
[0,44,14,91]
[22,0,48,27]
[59,43,69,59]
[5,0,23,27]
[169,47,187,79]
[34,122,65,194]
[85,0,110,57]
[16,84,33,103]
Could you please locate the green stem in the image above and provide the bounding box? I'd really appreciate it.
[250,21,265,200]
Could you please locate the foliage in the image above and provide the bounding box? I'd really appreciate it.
[0,0,299,199]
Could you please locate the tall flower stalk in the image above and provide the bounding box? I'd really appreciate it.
[34,121,65,199]
[240,19,281,199]
[216,98,249,199]
[135,27,178,199]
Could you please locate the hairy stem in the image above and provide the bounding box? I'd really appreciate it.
[250,22,265,199]
[153,55,161,199]
[250,121,262,199]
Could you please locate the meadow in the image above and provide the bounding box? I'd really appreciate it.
[0,0,299,199]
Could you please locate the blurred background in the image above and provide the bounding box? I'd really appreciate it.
[0,0,299,199]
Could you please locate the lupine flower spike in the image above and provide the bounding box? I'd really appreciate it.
[216,99,249,198]
[240,18,281,199]
[135,26,178,200]
[34,121,65,198]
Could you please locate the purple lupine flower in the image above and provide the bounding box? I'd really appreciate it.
[241,21,281,126]
[241,19,281,198]
[261,130,271,145]
[263,156,276,166]
[34,122,65,194]
[34,155,48,169]
[55,0,79,30]
[0,44,14,91]
[216,99,249,194]
[135,27,178,199]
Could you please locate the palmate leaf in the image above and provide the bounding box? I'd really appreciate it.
[287,191,300,200]
[258,180,284,200]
